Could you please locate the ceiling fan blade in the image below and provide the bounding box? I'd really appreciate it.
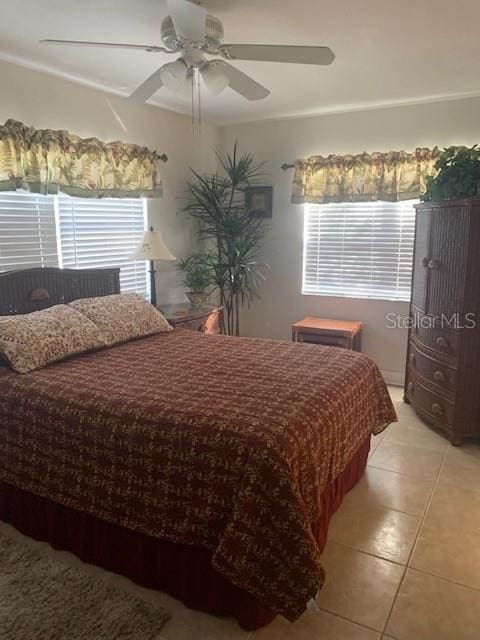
[129,67,165,103]
[220,44,335,66]
[166,0,206,43]
[212,61,270,101]
[40,39,168,53]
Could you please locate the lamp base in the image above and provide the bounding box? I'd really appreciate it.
[149,260,157,307]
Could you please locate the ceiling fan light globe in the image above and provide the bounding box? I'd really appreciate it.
[160,59,188,94]
[201,63,230,95]
[175,76,193,100]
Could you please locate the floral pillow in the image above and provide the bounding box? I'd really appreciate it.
[0,305,106,374]
[69,293,172,347]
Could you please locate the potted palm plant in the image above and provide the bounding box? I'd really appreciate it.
[182,143,269,335]
[177,251,216,309]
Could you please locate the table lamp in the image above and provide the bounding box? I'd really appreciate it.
[130,226,176,307]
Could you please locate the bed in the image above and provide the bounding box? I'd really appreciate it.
[0,267,396,630]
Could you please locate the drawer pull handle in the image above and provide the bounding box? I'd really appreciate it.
[431,402,443,416]
[421,257,429,267]
[428,259,440,270]
[436,336,449,349]
[433,370,446,383]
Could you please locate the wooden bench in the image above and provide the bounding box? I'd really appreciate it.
[292,317,362,351]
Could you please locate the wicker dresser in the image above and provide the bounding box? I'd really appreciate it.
[404,198,480,444]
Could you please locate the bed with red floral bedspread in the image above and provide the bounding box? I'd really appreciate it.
[0,328,395,626]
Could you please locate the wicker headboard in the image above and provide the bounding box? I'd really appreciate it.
[0,267,121,316]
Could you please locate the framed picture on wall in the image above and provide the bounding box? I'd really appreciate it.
[245,186,273,218]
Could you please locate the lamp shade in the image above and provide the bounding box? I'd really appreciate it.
[130,228,176,261]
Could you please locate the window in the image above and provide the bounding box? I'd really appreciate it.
[302,200,417,302]
[56,195,148,296]
[0,192,59,271]
[0,192,148,296]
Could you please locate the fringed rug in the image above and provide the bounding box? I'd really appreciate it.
[0,530,170,640]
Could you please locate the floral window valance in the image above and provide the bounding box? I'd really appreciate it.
[0,119,163,199]
[291,148,441,204]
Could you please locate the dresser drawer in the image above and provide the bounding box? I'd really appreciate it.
[411,309,460,363]
[173,316,207,331]
[295,332,350,348]
[408,342,457,394]
[406,371,455,429]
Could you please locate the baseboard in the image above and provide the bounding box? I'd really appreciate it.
[381,369,405,387]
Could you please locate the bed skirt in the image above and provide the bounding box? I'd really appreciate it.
[0,435,370,631]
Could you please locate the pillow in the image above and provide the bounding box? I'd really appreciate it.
[69,293,172,347]
[0,305,105,374]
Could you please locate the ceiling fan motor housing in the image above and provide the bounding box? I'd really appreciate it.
[161,14,224,50]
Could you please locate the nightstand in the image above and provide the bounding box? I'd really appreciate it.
[160,303,223,334]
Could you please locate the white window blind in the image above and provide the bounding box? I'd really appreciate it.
[0,192,59,272]
[56,195,149,296]
[302,200,417,301]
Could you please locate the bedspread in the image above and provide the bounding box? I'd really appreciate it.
[0,330,396,619]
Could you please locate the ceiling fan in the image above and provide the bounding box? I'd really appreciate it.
[40,0,335,104]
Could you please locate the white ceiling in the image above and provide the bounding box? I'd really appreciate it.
[1,0,480,127]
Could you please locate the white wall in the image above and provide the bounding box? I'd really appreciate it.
[0,58,220,304]
[221,97,480,384]
[3,58,480,382]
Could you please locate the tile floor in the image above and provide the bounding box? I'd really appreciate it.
[2,385,480,639]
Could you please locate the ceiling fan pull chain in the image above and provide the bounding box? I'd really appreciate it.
[197,67,202,136]
[191,69,199,137]
[190,67,202,137]
[191,69,195,135]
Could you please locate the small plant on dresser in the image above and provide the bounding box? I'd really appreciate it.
[422,145,480,202]
[176,252,216,308]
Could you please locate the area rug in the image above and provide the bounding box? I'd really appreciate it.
[0,530,170,640]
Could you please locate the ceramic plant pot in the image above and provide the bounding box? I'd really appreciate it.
[186,291,211,309]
